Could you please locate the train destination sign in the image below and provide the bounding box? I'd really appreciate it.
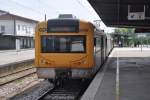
[47,26,78,32]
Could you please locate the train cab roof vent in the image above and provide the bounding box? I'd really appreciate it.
[58,14,77,19]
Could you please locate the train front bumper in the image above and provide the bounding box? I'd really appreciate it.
[36,68,93,79]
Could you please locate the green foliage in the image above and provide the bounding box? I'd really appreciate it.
[114,28,134,34]
[112,28,150,47]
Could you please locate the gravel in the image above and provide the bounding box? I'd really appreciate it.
[10,80,53,100]
[0,74,44,100]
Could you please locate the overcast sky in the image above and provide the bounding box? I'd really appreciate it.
[0,0,114,32]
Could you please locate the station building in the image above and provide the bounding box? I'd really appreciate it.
[0,10,38,50]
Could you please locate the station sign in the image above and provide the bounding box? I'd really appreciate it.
[128,5,145,20]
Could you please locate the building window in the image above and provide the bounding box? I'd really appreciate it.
[25,26,27,33]
[18,25,20,31]
[22,25,26,31]
[30,27,33,33]
[1,25,5,33]
[28,27,31,33]
[22,25,24,30]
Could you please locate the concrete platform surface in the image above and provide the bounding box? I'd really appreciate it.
[0,49,34,66]
[81,48,150,100]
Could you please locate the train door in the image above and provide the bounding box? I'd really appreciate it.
[101,36,104,63]
[107,36,111,55]
[103,36,107,60]
[94,36,102,70]
[103,37,106,60]
[104,36,107,58]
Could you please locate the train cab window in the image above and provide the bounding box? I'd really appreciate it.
[41,35,86,53]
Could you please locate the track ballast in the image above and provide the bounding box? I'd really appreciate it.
[38,79,91,100]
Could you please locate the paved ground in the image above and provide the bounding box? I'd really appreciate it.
[82,48,150,100]
[0,49,34,66]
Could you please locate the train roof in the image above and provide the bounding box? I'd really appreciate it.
[94,27,106,36]
[38,18,92,26]
[47,18,92,24]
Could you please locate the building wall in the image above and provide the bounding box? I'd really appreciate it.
[0,12,37,50]
[15,20,36,49]
[0,20,14,35]
[19,37,34,49]
[0,36,15,49]
[16,20,36,37]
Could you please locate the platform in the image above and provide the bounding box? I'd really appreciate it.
[0,49,34,67]
[81,48,150,100]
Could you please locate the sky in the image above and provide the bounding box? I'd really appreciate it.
[0,0,114,33]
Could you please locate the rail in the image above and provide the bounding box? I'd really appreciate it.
[0,59,35,85]
[37,79,91,100]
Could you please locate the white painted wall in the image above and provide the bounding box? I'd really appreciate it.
[0,20,14,35]
[16,20,36,37]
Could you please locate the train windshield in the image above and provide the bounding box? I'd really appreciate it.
[41,35,86,53]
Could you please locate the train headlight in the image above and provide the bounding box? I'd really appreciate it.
[41,59,47,64]
[40,59,53,65]
[72,59,87,65]
[82,60,87,64]
[71,56,88,66]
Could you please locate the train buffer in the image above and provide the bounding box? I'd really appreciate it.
[81,48,150,100]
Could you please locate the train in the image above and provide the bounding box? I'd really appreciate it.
[35,18,113,84]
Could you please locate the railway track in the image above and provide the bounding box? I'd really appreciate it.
[0,66,35,86]
[38,79,91,100]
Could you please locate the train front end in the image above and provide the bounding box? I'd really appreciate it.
[35,19,94,80]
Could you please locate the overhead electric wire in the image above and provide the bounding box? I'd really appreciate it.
[9,0,52,17]
[76,0,85,8]
[76,0,101,26]
[38,0,61,14]
[76,0,100,19]
[10,0,43,14]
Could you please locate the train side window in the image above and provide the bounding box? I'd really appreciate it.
[94,38,96,46]
[101,37,104,49]
[95,37,101,52]
[105,37,107,48]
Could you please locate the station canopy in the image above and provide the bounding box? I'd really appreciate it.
[88,0,150,28]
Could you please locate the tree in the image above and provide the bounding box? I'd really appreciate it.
[113,28,135,47]
[114,28,134,34]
